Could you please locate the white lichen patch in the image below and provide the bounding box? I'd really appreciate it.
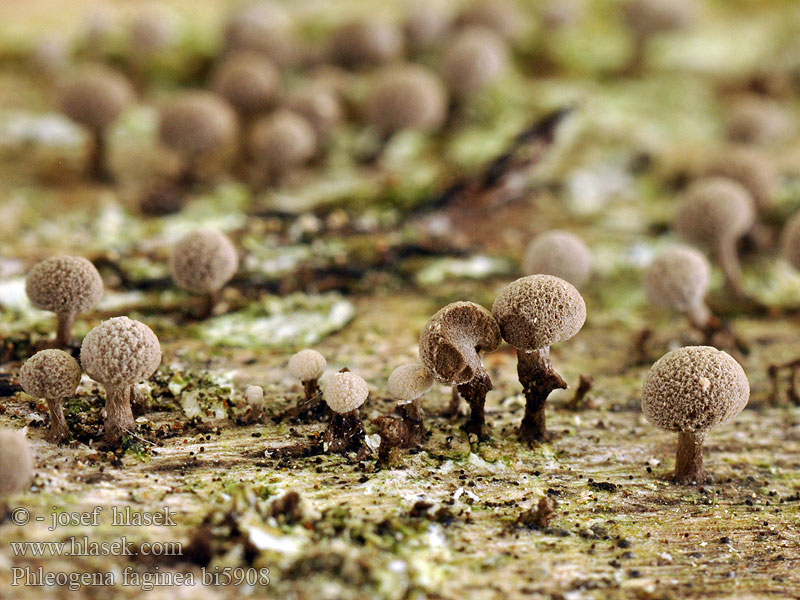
[416,255,512,286]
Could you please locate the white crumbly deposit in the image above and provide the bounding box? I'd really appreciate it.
[81,316,162,386]
[642,346,749,433]
[325,371,369,414]
[288,349,327,382]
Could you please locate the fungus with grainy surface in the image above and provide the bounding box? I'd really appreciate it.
[702,146,778,214]
[492,275,586,444]
[248,110,317,184]
[622,0,695,74]
[211,52,280,117]
[58,65,134,180]
[223,1,295,67]
[523,230,592,288]
[380,362,434,448]
[244,385,265,423]
[674,177,755,300]
[642,346,749,484]
[781,210,800,272]
[322,370,369,454]
[366,64,448,135]
[0,429,33,500]
[26,255,103,348]
[644,246,713,331]
[329,17,404,70]
[20,350,81,443]
[286,349,327,418]
[159,91,239,185]
[441,26,509,99]
[81,317,161,445]
[419,301,501,437]
[286,86,343,139]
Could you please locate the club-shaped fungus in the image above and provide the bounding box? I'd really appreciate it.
[287,349,327,418]
[419,301,501,437]
[323,370,369,454]
[26,255,104,348]
[780,210,800,272]
[58,65,134,180]
[702,147,778,214]
[384,362,434,445]
[642,346,749,483]
[366,64,449,136]
[248,109,317,185]
[329,17,404,70]
[644,246,713,330]
[81,317,162,445]
[223,1,296,67]
[169,228,239,318]
[492,275,586,444]
[459,0,523,41]
[674,177,755,300]
[159,91,239,185]
[20,350,81,443]
[523,230,592,288]
[621,0,695,74]
[243,384,265,423]
[211,52,280,118]
[0,429,33,500]
[441,26,509,99]
[725,96,793,147]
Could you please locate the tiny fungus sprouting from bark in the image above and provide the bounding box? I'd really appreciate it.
[492,275,586,444]
[20,350,81,443]
[329,17,405,70]
[286,349,327,418]
[642,346,749,484]
[322,370,370,454]
[25,255,103,348]
[441,26,509,99]
[419,301,501,438]
[211,51,280,118]
[248,109,317,185]
[644,246,713,331]
[81,317,162,445]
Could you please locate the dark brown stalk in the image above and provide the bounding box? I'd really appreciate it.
[88,128,110,182]
[46,398,69,443]
[672,431,708,484]
[104,384,136,445]
[516,348,567,444]
[456,367,493,439]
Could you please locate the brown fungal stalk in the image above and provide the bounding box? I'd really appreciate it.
[419,301,501,438]
[81,317,161,445]
[25,256,104,348]
[492,275,586,444]
[19,349,81,443]
[322,370,370,456]
[642,346,749,484]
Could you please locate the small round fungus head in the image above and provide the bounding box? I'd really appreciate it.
[674,177,756,248]
[703,147,778,213]
[288,349,327,382]
[642,346,749,433]
[329,17,404,69]
[129,7,175,54]
[325,371,369,414]
[523,230,592,288]
[248,110,317,171]
[58,65,134,130]
[492,274,586,351]
[211,52,280,116]
[405,2,453,50]
[781,211,800,271]
[81,317,161,387]
[622,0,696,37]
[644,246,711,312]
[419,301,501,386]
[26,256,103,316]
[726,96,793,147]
[0,429,33,497]
[388,363,434,403]
[224,1,294,66]
[170,228,238,295]
[459,0,523,40]
[20,350,81,401]
[366,64,448,134]
[441,26,509,98]
[159,91,239,164]
[286,86,343,136]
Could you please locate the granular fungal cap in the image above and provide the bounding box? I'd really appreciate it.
[644,246,710,312]
[366,64,448,134]
[441,26,509,97]
[26,256,103,316]
[388,363,434,403]
[288,349,327,382]
[20,349,81,401]
[170,228,238,295]
[642,346,749,433]
[81,316,161,387]
[523,230,592,288]
[59,65,134,130]
[674,177,755,247]
[325,371,369,414]
[492,274,586,351]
